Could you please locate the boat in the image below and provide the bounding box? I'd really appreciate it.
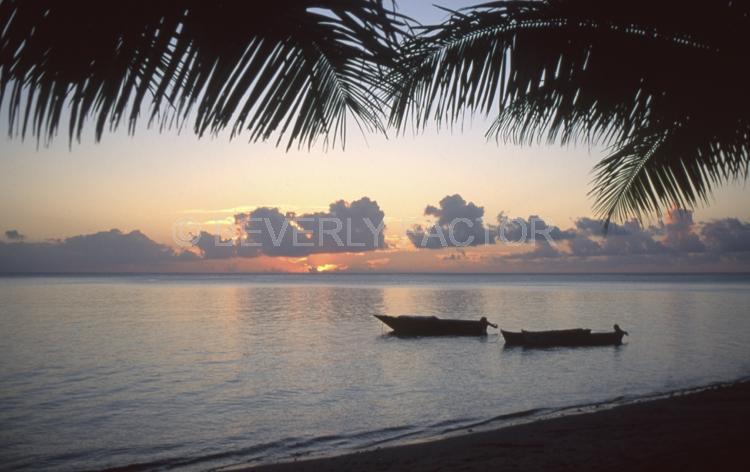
[374,315,497,336]
[501,325,628,347]
[500,328,590,345]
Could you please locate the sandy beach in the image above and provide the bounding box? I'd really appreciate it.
[240,380,750,472]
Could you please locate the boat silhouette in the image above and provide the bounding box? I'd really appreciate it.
[501,325,628,347]
[375,315,497,336]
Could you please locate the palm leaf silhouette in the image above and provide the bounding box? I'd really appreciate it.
[0,0,404,149]
[387,0,750,225]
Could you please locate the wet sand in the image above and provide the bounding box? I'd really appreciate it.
[240,380,750,471]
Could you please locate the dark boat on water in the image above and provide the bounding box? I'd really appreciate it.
[501,325,628,347]
[374,315,497,336]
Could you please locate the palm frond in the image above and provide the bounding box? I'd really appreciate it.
[591,118,750,227]
[387,0,750,223]
[0,0,406,149]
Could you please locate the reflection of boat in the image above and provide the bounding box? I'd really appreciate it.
[501,325,628,347]
[374,315,497,336]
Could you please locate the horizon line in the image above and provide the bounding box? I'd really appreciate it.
[2,271,749,277]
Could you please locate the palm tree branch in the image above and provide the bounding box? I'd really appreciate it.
[0,0,406,148]
[591,122,750,228]
[390,6,716,133]
[387,0,749,223]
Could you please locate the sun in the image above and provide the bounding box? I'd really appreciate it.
[309,264,340,273]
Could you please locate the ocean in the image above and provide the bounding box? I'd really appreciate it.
[1,274,749,470]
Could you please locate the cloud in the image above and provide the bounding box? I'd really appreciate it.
[3,207,748,274]
[425,195,484,226]
[194,231,238,259]
[566,210,707,259]
[0,229,195,273]
[494,214,575,260]
[194,197,386,259]
[570,218,665,256]
[295,197,386,252]
[4,230,25,241]
[408,194,494,248]
[662,209,706,253]
[509,239,564,260]
[497,214,575,243]
[701,218,750,253]
[497,210,750,271]
[402,198,741,270]
[567,234,602,257]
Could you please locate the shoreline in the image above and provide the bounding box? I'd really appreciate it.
[227,379,750,471]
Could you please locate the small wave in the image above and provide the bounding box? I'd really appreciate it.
[360,430,424,448]
[428,416,477,429]
[94,379,750,472]
[89,438,294,472]
[438,408,547,435]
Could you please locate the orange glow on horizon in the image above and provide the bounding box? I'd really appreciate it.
[311,263,343,273]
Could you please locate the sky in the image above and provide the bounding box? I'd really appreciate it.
[1,1,749,273]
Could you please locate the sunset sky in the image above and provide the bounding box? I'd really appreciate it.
[1,1,749,273]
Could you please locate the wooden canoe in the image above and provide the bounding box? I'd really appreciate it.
[375,314,497,336]
[501,325,627,347]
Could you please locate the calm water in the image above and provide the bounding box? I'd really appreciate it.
[1,274,749,471]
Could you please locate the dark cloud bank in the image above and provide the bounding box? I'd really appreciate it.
[195,197,386,259]
[0,198,387,273]
[0,229,195,273]
[408,195,750,271]
[1,194,749,272]
[523,211,750,263]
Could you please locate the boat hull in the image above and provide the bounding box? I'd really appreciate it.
[501,328,625,347]
[375,315,490,336]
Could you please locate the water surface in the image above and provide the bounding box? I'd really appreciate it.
[1,274,749,470]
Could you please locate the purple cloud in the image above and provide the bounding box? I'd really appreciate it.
[409,194,494,248]
[0,229,195,273]
[195,197,386,259]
